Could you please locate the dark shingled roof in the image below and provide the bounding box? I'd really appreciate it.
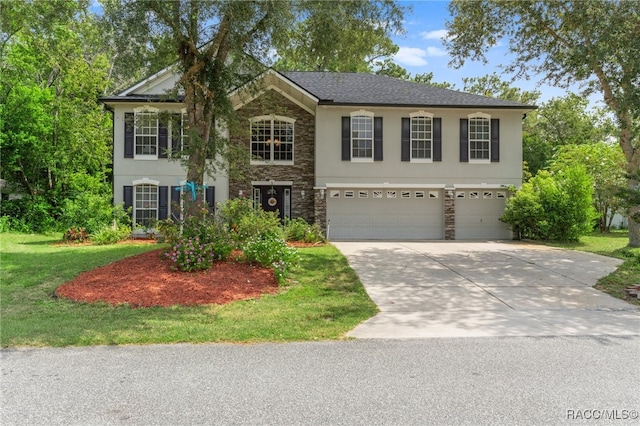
[281,71,534,109]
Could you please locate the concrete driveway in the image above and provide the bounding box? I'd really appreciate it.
[334,241,640,338]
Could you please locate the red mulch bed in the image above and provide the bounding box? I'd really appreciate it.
[55,249,279,308]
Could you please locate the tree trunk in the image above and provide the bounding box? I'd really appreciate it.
[628,172,640,247]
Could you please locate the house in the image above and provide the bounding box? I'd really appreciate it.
[101,69,535,240]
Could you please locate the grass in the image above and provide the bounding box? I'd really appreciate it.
[0,233,377,347]
[547,230,640,306]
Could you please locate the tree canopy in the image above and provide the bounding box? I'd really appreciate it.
[100,0,406,211]
[445,0,640,246]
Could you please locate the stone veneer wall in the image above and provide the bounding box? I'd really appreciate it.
[444,189,455,240]
[229,90,316,224]
[314,189,327,235]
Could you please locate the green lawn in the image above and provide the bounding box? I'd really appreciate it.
[547,230,640,306]
[0,233,377,347]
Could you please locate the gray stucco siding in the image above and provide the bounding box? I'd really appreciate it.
[314,107,523,189]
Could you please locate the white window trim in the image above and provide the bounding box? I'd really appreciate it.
[350,110,374,163]
[179,108,189,158]
[249,115,295,165]
[133,106,160,160]
[133,182,158,229]
[468,112,491,164]
[409,111,434,163]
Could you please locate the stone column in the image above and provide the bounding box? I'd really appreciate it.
[444,187,455,240]
[314,188,327,236]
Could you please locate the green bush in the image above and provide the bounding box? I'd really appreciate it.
[283,217,326,243]
[217,197,282,246]
[165,236,216,272]
[243,234,299,282]
[1,196,57,233]
[90,224,132,245]
[501,166,598,241]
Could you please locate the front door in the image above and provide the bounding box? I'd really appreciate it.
[253,185,291,221]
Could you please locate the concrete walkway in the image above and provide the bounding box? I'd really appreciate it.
[334,241,640,338]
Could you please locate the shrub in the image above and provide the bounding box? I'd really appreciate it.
[165,236,217,272]
[90,224,132,245]
[283,217,326,243]
[1,196,57,233]
[501,166,598,241]
[63,227,89,242]
[243,234,299,282]
[217,197,282,246]
[60,192,113,234]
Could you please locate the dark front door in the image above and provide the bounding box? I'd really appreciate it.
[253,185,291,221]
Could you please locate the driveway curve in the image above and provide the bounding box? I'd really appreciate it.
[334,241,640,338]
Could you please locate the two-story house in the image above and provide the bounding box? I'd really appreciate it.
[101,69,534,240]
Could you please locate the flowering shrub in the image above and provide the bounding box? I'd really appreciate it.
[283,217,326,243]
[165,236,216,272]
[217,197,283,246]
[243,234,299,282]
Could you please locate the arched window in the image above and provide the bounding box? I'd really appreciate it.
[250,115,295,164]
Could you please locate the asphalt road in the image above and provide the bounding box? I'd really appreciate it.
[2,337,639,425]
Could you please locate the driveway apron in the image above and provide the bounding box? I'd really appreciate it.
[334,241,640,338]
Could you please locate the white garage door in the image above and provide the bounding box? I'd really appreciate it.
[454,189,511,239]
[327,188,444,240]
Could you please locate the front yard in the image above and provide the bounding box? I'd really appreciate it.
[0,233,377,347]
[1,231,637,347]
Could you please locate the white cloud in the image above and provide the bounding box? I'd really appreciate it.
[394,47,429,67]
[426,46,447,57]
[420,29,449,41]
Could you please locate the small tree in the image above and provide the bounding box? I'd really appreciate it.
[550,143,627,232]
[502,167,598,242]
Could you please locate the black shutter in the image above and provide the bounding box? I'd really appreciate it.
[124,113,134,158]
[171,114,182,157]
[158,120,168,158]
[206,186,215,213]
[433,118,442,162]
[123,186,133,219]
[341,116,351,161]
[374,117,383,161]
[158,186,168,220]
[459,118,469,162]
[491,118,500,162]
[401,117,410,161]
[170,186,181,222]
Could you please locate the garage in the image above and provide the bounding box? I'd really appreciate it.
[454,187,512,239]
[326,187,444,240]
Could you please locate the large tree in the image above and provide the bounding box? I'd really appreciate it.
[445,0,640,246]
[1,0,111,200]
[101,0,405,208]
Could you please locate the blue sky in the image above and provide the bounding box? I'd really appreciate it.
[391,1,591,105]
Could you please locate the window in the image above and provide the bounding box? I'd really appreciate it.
[135,184,158,227]
[351,114,373,160]
[250,116,294,163]
[411,113,433,161]
[460,114,499,163]
[469,114,490,162]
[134,110,159,157]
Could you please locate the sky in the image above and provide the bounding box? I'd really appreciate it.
[391,0,594,106]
